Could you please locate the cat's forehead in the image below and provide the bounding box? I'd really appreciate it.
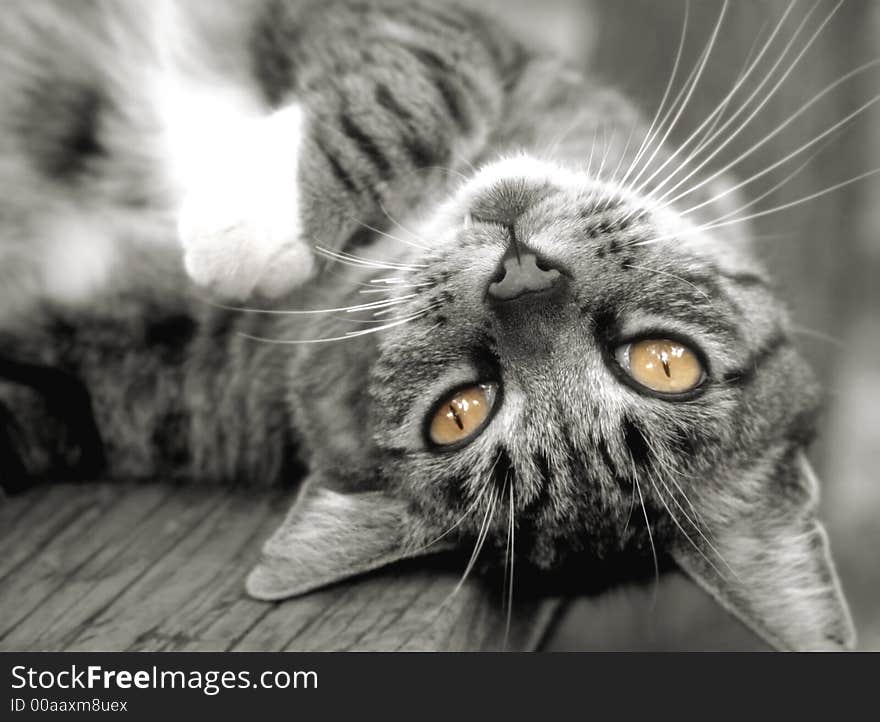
[427,154,758,272]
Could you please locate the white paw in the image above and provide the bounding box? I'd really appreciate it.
[176,105,313,300]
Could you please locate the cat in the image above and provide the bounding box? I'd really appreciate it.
[0,0,857,651]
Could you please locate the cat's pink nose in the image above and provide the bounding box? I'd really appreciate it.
[487,251,561,302]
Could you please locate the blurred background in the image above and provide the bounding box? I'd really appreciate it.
[469,0,880,650]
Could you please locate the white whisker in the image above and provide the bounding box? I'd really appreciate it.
[314,245,428,271]
[790,324,846,348]
[700,137,836,226]
[675,76,880,216]
[626,0,729,192]
[201,294,415,316]
[453,482,500,597]
[238,306,433,344]
[622,263,712,303]
[649,472,727,581]
[634,0,809,198]
[660,51,880,211]
[633,476,659,602]
[503,479,515,651]
[619,0,690,189]
[347,215,431,251]
[411,452,503,555]
[377,199,435,248]
[637,164,880,248]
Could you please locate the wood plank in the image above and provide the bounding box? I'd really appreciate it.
[0,484,109,581]
[0,483,561,651]
[234,560,561,652]
[1,484,175,650]
[119,491,282,652]
[0,484,49,538]
[0,485,173,643]
[59,490,232,651]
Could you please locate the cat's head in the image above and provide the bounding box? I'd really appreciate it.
[248,155,854,651]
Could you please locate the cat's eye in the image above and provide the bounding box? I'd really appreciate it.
[615,339,705,396]
[427,383,498,448]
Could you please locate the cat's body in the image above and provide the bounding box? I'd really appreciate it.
[0,0,856,650]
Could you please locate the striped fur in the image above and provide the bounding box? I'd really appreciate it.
[0,0,854,650]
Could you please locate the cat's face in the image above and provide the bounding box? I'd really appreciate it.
[249,156,854,651]
[370,157,800,560]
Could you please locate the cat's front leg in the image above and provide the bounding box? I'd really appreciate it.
[177,104,314,300]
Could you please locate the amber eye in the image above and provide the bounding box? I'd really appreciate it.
[615,339,705,395]
[428,383,498,447]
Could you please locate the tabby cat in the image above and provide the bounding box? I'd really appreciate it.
[0,0,856,651]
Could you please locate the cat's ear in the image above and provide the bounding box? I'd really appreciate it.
[246,486,443,601]
[670,453,855,651]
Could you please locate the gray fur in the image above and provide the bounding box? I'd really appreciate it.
[0,0,854,650]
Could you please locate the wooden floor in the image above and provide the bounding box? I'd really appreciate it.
[0,483,561,651]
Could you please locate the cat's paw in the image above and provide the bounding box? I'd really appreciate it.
[176,106,314,300]
[178,179,314,300]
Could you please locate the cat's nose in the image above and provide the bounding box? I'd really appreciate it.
[487,250,562,302]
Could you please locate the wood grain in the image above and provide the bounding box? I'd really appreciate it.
[0,483,562,651]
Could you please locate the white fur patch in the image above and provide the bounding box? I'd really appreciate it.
[466,154,582,196]
[174,104,312,299]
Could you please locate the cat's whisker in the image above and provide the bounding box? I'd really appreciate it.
[643,441,738,581]
[314,245,428,271]
[414,451,504,554]
[646,450,712,536]
[789,324,846,348]
[660,58,880,213]
[662,476,711,539]
[238,306,433,344]
[377,199,434,248]
[314,254,412,272]
[344,296,417,312]
[543,107,594,161]
[634,164,880,248]
[632,476,659,601]
[358,283,433,294]
[655,472,737,580]
[452,482,500,597]
[503,479,515,652]
[625,0,729,194]
[621,475,637,537]
[654,0,842,205]
[616,12,726,225]
[390,162,470,186]
[331,304,437,323]
[665,0,826,190]
[451,151,478,178]
[372,301,439,318]
[704,10,776,131]
[633,0,808,199]
[618,0,690,189]
[648,471,727,581]
[699,137,837,227]
[423,483,500,630]
[347,215,431,251]
[200,294,416,316]
[607,122,637,191]
[596,122,637,211]
[621,263,712,303]
[594,125,613,183]
[322,265,403,290]
[584,125,599,179]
